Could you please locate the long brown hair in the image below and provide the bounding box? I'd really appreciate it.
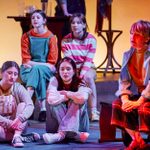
[56,57,81,92]
[1,61,20,74]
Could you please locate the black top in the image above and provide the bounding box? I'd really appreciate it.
[55,0,86,16]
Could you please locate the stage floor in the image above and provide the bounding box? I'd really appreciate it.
[96,72,120,82]
[0,120,125,150]
[1,72,150,149]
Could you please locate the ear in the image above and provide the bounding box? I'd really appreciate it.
[145,37,150,45]
[73,69,76,76]
[43,18,47,24]
[1,72,4,78]
[83,23,86,29]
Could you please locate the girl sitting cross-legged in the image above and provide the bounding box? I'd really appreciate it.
[0,61,40,147]
[42,57,92,144]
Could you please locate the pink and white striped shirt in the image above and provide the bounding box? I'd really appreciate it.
[61,33,96,78]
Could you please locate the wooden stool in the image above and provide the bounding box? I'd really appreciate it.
[99,102,122,142]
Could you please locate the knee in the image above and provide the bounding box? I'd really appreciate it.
[84,69,96,83]
[0,126,6,140]
[18,102,26,108]
[138,103,150,114]
[112,99,122,107]
[27,86,34,90]
[84,74,95,84]
[17,102,26,114]
[31,65,41,72]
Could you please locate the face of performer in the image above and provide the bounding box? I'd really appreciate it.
[71,17,86,36]
[59,61,75,84]
[1,67,19,87]
[31,12,46,28]
[130,31,148,50]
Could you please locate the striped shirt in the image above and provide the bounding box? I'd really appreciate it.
[61,33,96,78]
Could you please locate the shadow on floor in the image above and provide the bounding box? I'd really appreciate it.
[0,120,125,150]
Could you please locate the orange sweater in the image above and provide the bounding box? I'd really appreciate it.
[21,29,58,65]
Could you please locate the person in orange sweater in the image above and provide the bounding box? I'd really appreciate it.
[20,9,58,122]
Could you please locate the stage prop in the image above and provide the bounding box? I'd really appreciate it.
[95,0,122,76]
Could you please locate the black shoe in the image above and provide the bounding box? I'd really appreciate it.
[21,132,41,143]
[28,113,34,120]
[38,111,46,122]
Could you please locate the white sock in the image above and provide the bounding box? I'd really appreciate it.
[40,100,46,111]
[40,108,46,112]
